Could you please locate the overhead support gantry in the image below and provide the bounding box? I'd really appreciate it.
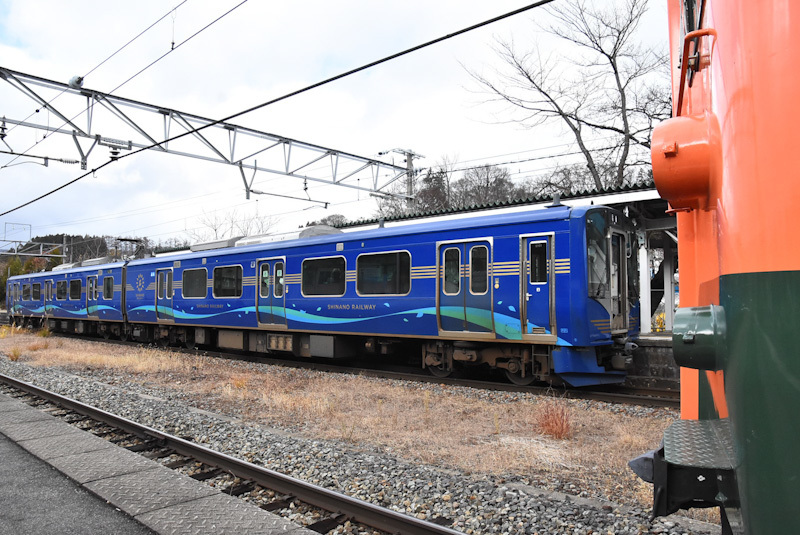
[0,66,411,200]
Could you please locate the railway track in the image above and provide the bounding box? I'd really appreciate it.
[0,372,464,535]
[6,327,682,409]
[136,341,681,409]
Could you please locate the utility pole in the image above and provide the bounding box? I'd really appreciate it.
[380,148,424,211]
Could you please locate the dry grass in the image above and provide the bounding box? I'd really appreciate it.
[536,397,572,439]
[0,325,24,339]
[26,341,50,352]
[7,346,22,361]
[0,331,675,510]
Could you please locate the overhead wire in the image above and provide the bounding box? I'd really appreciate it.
[1,0,246,170]
[1,0,191,143]
[27,138,644,238]
[0,0,556,218]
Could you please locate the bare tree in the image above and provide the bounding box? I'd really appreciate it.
[470,0,670,190]
[452,165,521,207]
[186,208,274,243]
[306,214,348,227]
[229,209,275,237]
[375,157,459,218]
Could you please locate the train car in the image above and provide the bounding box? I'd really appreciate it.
[630,1,800,534]
[5,259,126,334]
[7,204,639,387]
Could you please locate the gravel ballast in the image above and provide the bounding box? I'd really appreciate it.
[0,356,718,535]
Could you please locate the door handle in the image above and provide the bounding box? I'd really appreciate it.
[526,292,532,301]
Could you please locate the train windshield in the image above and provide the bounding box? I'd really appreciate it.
[586,208,635,332]
[587,211,609,298]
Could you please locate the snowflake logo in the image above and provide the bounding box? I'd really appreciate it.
[136,274,145,292]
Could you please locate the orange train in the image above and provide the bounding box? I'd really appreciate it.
[630,1,800,534]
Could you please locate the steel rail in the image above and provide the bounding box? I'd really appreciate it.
[0,372,465,535]
[20,330,681,408]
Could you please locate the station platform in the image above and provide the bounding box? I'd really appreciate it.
[0,392,315,535]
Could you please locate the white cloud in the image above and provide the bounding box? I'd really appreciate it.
[0,0,667,243]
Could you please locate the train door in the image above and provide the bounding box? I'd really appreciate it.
[44,280,53,317]
[438,240,493,333]
[87,276,99,318]
[14,283,20,313]
[522,235,554,336]
[156,269,173,321]
[257,259,286,326]
[609,231,628,332]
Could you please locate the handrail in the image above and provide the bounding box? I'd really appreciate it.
[676,28,717,117]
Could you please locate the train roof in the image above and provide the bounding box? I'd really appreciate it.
[126,203,609,267]
[7,203,615,279]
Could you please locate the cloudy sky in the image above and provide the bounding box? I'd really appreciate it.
[0,0,667,248]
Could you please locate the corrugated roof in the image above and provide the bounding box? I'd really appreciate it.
[338,178,657,228]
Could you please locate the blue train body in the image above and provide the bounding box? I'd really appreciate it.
[6,205,639,386]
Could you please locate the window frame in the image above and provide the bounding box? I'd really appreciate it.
[87,276,99,301]
[103,276,114,300]
[182,268,208,299]
[529,241,549,285]
[301,256,347,297]
[56,280,67,301]
[32,283,41,300]
[69,279,82,300]
[273,261,285,298]
[469,245,489,295]
[356,250,412,296]
[22,284,31,301]
[212,265,243,299]
[442,247,461,296]
[259,262,271,299]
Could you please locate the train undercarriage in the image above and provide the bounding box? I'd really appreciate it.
[21,316,630,387]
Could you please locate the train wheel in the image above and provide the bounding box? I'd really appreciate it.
[504,369,536,386]
[119,329,129,342]
[427,363,453,378]
[504,359,536,386]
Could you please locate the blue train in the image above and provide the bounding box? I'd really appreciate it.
[6,204,639,386]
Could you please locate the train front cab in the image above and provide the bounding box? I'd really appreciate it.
[556,207,639,387]
[425,206,638,387]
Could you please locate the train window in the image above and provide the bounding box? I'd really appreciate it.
[259,263,270,298]
[443,248,460,295]
[357,251,411,295]
[682,0,698,35]
[627,236,639,299]
[274,262,284,298]
[69,280,81,300]
[302,257,346,296]
[32,283,41,300]
[22,284,30,300]
[470,246,488,294]
[183,268,208,298]
[56,280,67,300]
[88,277,97,300]
[157,272,170,299]
[530,242,548,284]
[213,265,243,298]
[587,212,609,298]
[103,277,113,300]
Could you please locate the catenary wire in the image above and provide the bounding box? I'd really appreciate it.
[1,1,191,143]
[0,0,555,218]
[1,0,246,170]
